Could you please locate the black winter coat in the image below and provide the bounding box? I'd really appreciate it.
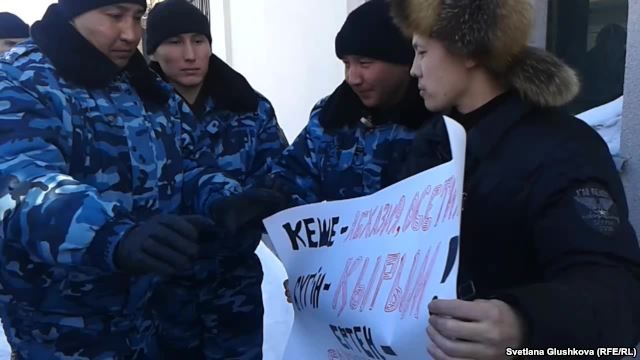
[389,92,640,352]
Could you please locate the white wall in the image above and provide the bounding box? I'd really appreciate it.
[0,0,53,24]
[530,0,548,48]
[211,0,351,141]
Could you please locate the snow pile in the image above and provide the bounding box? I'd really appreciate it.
[576,96,623,154]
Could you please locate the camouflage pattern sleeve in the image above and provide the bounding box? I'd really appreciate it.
[197,98,287,360]
[269,102,326,205]
[0,76,136,272]
[175,95,244,216]
[244,96,289,188]
[151,96,287,359]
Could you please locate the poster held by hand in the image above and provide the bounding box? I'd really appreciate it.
[264,117,466,359]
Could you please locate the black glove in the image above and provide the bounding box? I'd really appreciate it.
[115,214,215,275]
[197,189,288,258]
[210,188,289,234]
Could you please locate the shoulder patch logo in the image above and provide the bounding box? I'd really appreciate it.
[573,183,620,236]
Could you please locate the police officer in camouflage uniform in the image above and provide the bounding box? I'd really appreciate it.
[268,0,438,207]
[263,0,439,303]
[144,1,288,358]
[0,13,29,53]
[0,0,251,358]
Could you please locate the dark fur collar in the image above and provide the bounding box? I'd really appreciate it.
[319,78,432,130]
[30,4,169,105]
[150,54,259,115]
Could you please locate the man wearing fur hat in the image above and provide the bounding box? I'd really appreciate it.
[267,0,438,207]
[389,0,640,358]
[0,0,260,358]
[0,12,29,53]
[143,0,288,358]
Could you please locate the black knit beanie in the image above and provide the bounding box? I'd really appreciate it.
[335,0,413,66]
[58,0,147,20]
[0,12,29,39]
[146,0,212,55]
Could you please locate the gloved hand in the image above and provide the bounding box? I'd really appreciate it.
[115,214,215,275]
[200,188,289,257]
[210,188,290,234]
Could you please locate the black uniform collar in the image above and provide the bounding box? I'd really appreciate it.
[150,54,259,117]
[319,79,432,131]
[449,92,514,131]
[30,4,169,105]
[450,91,532,167]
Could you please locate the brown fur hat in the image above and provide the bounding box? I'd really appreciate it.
[390,0,580,107]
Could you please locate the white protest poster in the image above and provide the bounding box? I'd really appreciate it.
[263,117,466,360]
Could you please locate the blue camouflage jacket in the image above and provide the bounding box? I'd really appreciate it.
[148,56,288,358]
[151,56,288,194]
[270,80,437,204]
[0,5,242,359]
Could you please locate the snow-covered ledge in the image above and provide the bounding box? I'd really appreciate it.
[576,96,626,171]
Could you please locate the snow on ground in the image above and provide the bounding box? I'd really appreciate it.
[0,242,294,360]
[258,242,294,360]
[0,326,8,359]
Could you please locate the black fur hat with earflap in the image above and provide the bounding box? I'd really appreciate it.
[390,0,580,108]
